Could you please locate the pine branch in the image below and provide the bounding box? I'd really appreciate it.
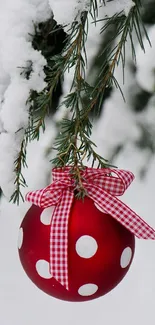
[83,3,149,116]
[10,137,28,204]
[51,11,115,197]
[10,0,149,203]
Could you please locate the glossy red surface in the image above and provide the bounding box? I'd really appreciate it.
[19,197,135,301]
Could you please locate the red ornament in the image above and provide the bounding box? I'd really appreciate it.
[18,167,155,302]
[18,196,135,302]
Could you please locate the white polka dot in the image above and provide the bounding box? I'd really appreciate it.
[40,206,55,225]
[76,235,98,258]
[78,284,98,296]
[94,202,107,213]
[36,260,52,279]
[18,228,23,249]
[120,247,132,268]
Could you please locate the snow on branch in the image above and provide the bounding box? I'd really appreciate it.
[0,0,146,202]
[48,0,135,28]
[0,0,52,198]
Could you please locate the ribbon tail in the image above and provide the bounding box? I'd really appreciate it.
[50,189,74,290]
[87,186,155,240]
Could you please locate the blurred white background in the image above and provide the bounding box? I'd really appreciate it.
[0,1,155,324]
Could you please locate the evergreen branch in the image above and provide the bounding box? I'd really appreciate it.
[26,16,90,142]
[26,93,48,141]
[51,1,147,197]
[89,0,99,20]
[10,137,28,204]
[10,0,149,203]
[82,3,147,116]
[52,11,112,197]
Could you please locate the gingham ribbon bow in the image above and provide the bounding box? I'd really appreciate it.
[26,167,155,290]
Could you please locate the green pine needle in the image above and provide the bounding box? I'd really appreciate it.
[10,0,149,203]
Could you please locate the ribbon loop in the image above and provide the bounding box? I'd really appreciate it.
[26,167,155,290]
[83,168,134,196]
[86,183,155,240]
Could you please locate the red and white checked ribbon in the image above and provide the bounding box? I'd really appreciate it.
[26,167,155,290]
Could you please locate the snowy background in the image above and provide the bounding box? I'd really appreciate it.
[0,0,155,324]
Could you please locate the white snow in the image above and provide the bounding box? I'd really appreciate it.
[136,25,155,93]
[0,0,155,325]
[0,0,51,197]
[49,0,134,28]
[49,0,91,28]
[100,0,134,17]
[0,0,136,198]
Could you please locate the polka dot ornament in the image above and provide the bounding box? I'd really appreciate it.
[18,197,135,302]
